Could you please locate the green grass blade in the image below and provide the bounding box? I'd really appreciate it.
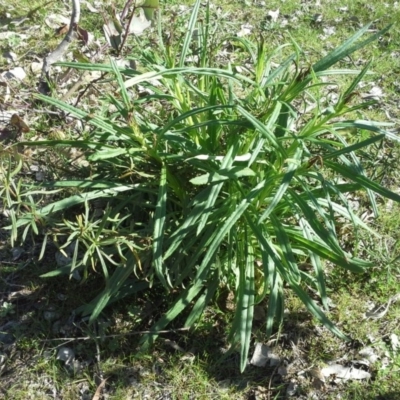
[37,180,151,190]
[299,217,328,310]
[248,100,285,166]
[124,67,255,89]
[110,57,131,110]
[325,160,400,202]
[236,105,281,149]
[140,277,205,349]
[264,256,283,338]
[263,54,296,87]
[341,60,372,102]
[184,270,219,327]
[244,213,291,282]
[5,185,138,229]
[270,214,300,284]
[289,189,344,256]
[259,149,301,223]
[54,61,130,72]
[333,133,379,216]
[83,252,139,321]
[288,231,372,272]
[16,139,115,150]
[323,134,385,160]
[163,188,213,261]
[174,222,220,286]
[178,0,201,67]
[189,166,256,185]
[238,239,255,372]
[34,94,134,140]
[290,283,348,340]
[332,120,398,142]
[312,24,392,72]
[197,144,238,234]
[317,198,379,237]
[194,180,267,280]
[153,165,169,289]
[160,104,235,138]
[40,265,73,277]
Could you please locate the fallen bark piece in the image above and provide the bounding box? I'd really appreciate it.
[321,363,371,380]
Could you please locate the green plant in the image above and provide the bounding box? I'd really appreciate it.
[0,301,15,317]
[5,0,400,372]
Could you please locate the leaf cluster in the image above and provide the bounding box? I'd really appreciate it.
[2,0,399,372]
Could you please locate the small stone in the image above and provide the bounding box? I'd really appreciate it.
[56,346,75,364]
[0,332,14,345]
[286,381,298,396]
[43,309,60,321]
[31,61,43,74]
[3,67,26,80]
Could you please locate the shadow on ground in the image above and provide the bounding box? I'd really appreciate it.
[0,234,398,399]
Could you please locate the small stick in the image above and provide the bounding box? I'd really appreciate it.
[39,327,191,342]
[41,0,81,80]
[267,363,280,400]
[121,0,134,20]
[118,4,138,55]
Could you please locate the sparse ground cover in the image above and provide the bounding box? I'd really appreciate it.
[1,0,400,399]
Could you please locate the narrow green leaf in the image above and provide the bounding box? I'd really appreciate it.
[40,265,73,277]
[189,166,255,185]
[317,198,379,237]
[299,217,328,310]
[160,104,234,137]
[333,133,378,216]
[263,54,296,87]
[110,57,131,110]
[312,24,392,72]
[274,102,292,139]
[163,188,213,261]
[5,185,137,229]
[341,60,372,102]
[325,160,400,202]
[89,148,128,161]
[264,257,283,338]
[270,214,300,284]
[83,252,138,321]
[54,61,133,72]
[38,180,142,190]
[184,271,219,327]
[288,231,371,273]
[123,67,255,89]
[153,165,169,289]
[323,134,385,160]
[35,95,128,137]
[238,239,255,372]
[194,180,267,281]
[237,104,281,149]
[16,139,113,150]
[248,101,285,166]
[290,283,348,340]
[174,222,220,286]
[244,213,292,282]
[259,149,301,223]
[196,144,238,235]
[140,277,205,349]
[178,0,201,67]
[332,120,398,142]
[289,189,344,256]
